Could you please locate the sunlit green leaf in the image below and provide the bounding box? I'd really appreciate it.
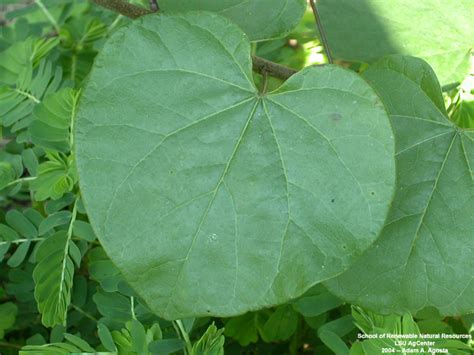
[318,0,474,85]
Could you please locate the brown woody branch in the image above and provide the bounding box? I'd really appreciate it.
[252,55,297,81]
[92,0,151,18]
[150,0,159,12]
[91,0,297,80]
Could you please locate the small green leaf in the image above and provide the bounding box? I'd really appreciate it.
[50,324,66,343]
[59,17,107,84]
[350,342,366,355]
[129,319,147,354]
[318,316,356,355]
[71,275,87,308]
[261,305,298,342]
[6,209,38,239]
[146,323,162,343]
[0,151,23,177]
[347,307,474,354]
[318,329,350,355]
[0,302,17,338]
[0,60,63,131]
[0,161,16,190]
[7,240,31,267]
[293,288,343,317]
[63,333,95,352]
[26,333,47,346]
[88,247,124,292]
[68,241,82,268]
[72,220,96,242]
[0,224,20,262]
[21,148,39,176]
[0,245,10,262]
[191,323,224,355]
[30,152,77,201]
[60,17,107,49]
[0,223,20,241]
[318,315,355,337]
[33,231,76,327]
[451,100,474,129]
[98,323,117,352]
[20,343,83,354]
[149,338,185,354]
[29,88,78,152]
[23,208,44,229]
[5,266,36,303]
[93,290,133,326]
[224,313,259,346]
[0,37,58,85]
[38,211,71,235]
[44,193,76,214]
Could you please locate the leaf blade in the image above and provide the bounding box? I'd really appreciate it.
[325,55,474,316]
[76,13,396,320]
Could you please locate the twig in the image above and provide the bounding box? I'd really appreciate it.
[0,341,22,350]
[252,55,297,81]
[35,0,60,33]
[261,70,269,94]
[71,304,98,322]
[150,0,159,12]
[0,237,45,246]
[60,198,79,327]
[441,82,460,92]
[1,176,37,190]
[92,0,151,18]
[130,296,137,320]
[310,0,333,64]
[108,14,123,32]
[174,320,193,355]
[91,0,298,80]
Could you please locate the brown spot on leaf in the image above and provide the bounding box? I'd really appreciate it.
[331,113,342,122]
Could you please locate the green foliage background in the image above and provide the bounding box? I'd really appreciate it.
[0,0,472,354]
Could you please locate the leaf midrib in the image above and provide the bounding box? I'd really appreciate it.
[261,100,290,291]
[162,98,260,317]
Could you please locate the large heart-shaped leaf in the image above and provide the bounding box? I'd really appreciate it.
[325,56,474,316]
[75,12,395,319]
[159,0,307,42]
[318,0,474,85]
